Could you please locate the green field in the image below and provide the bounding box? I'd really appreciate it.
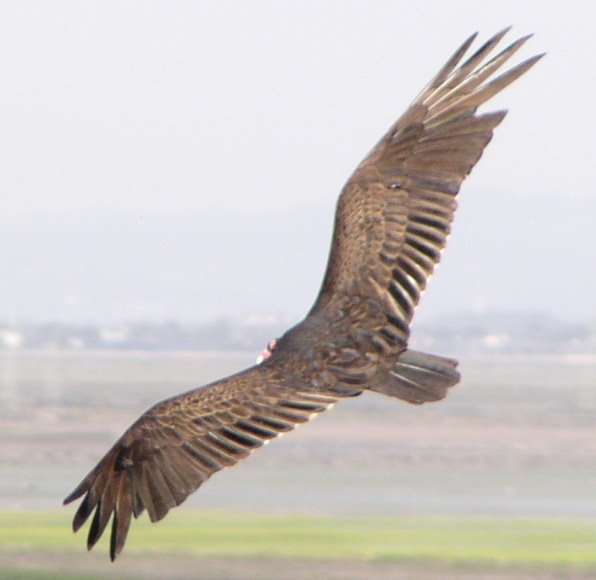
[3,353,595,578]
[1,511,596,578]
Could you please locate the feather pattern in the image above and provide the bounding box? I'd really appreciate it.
[64,29,542,559]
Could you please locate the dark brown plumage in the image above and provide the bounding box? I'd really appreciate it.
[64,29,542,559]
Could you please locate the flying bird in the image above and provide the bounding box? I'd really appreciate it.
[65,28,542,560]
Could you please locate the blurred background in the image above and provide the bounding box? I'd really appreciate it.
[1,1,595,578]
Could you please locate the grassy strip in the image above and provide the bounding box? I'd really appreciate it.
[1,511,595,568]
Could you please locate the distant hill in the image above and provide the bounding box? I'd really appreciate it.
[0,312,593,355]
[1,195,594,325]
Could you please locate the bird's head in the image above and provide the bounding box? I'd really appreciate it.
[256,338,278,364]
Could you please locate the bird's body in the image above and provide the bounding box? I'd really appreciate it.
[65,29,542,560]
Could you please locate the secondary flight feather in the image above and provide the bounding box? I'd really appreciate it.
[64,28,542,560]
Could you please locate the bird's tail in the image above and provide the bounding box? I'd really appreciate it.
[369,349,460,404]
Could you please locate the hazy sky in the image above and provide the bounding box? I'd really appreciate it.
[1,1,594,325]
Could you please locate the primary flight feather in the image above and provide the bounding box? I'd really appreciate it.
[64,28,542,560]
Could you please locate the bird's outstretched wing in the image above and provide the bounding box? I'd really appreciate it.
[65,29,542,559]
[63,363,359,560]
[309,28,542,353]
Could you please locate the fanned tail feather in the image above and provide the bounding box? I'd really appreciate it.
[370,349,460,404]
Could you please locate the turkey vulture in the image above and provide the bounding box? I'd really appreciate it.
[64,28,542,559]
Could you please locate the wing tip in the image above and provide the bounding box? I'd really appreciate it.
[482,25,511,49]
[526,51,547,65]
[63,484,86,506]
[465,30,480,47]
